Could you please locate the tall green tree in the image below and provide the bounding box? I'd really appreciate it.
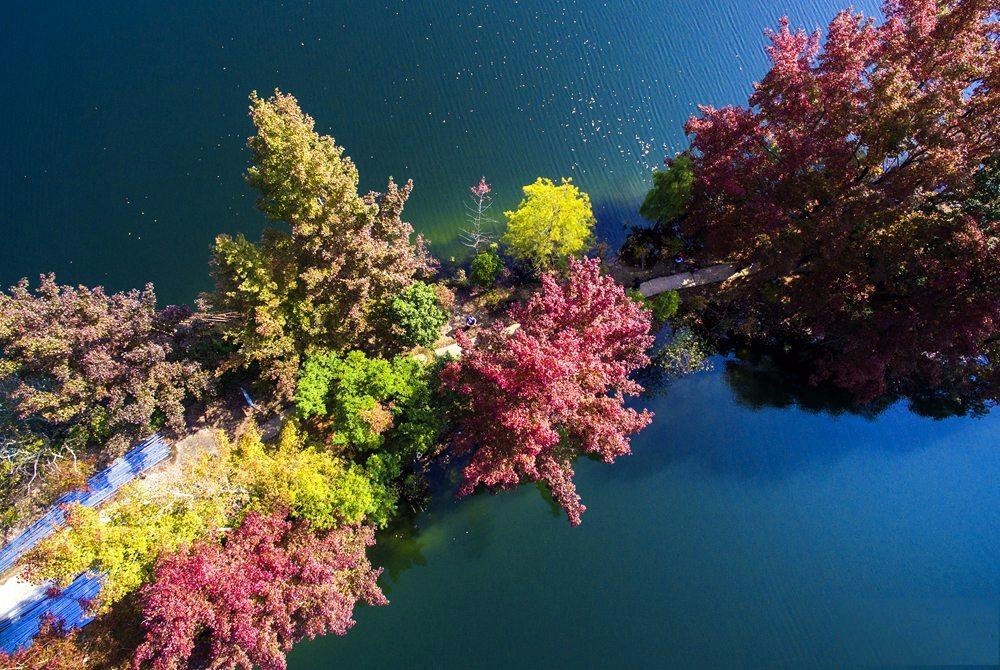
[203,91,435,398]
[502,178,595,271]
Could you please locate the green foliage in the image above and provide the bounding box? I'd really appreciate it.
[19,414,404,614]
[502,177,595,271]
[639,153,694,224]
[625,289,680,324]
[295,351,445,526]
[648,291,680,323]
[625,288,645,304]
[966,154,999,223]
[246,91,362,226]
[296,351,443,455]
[470,245,504,287]
[384,281,449,348]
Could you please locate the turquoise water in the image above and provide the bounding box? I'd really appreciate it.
[4,1,998,668]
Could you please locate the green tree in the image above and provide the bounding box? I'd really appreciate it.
[639,153,694,224]
[626,289,680,325]
[22,485,230,610]
[648,291,680,324]
[502,178,595,271]
[296,351,445,525]
[203,90,434,398]
[469,245,504,287]
[383,281,448,348]
[297,351,441,452]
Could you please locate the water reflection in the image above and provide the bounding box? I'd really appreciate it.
[722,355,889,419]
[614,359,947,483]
[371,461,507,590]
[722,348,993,420]
[369,515,428,593]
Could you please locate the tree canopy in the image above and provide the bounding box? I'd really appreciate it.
[677,0,998,404]
[639,153,694,225]
[296,350,445,526]
[0,275,209,471]
[132,511,385,670]
[380,281,448,349]
[501,178,595,271]
[441,257,653,525]
[203,90,434,398]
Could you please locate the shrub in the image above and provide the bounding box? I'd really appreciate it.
[470,246,503,287]
[384,281,449,348]
[625,289,679,325]
[648,291,680,323]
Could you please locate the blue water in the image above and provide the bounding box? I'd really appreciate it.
[2,0,879,304]
[4,1,997,668]
[291,358,1000,668]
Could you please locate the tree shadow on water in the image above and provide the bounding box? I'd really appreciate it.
[722,355,890,419]
[369,457,503,590]
[721,347,993,421]
[601,348,992,484]
[369,514,429,594]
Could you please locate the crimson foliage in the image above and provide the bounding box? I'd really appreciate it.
[681,0,998,403]
[132,511,385,670]
[441,257,654,525]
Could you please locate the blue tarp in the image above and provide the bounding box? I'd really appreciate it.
[0,434,169,575]
[0,572,103,654]
[0,433,171,654]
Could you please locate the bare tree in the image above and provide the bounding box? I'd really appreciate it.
[460,177,496,251]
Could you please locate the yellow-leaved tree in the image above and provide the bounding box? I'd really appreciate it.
[502,177,595,272]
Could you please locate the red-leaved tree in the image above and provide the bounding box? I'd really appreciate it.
[441,257,654,525]
[681,0,998,404]
[132,512,386,670]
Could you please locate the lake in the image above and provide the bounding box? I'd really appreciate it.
[3,1,998,668]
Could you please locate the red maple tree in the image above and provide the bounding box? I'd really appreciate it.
[441,257,654,525]
[682,0,998,403]
[132,512,386,670]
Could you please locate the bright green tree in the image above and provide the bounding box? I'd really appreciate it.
[382,281,448,348]
[502,178,595,271]
[295,351,445,525]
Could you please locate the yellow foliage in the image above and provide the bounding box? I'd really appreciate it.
[228,421,376,529]
[19,420,380,611]
[502,177,595,271]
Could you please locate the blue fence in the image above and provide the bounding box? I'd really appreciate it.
[0,434,170,575]
[0,572,103,654]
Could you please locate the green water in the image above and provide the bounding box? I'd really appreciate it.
[3,1,998,668]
